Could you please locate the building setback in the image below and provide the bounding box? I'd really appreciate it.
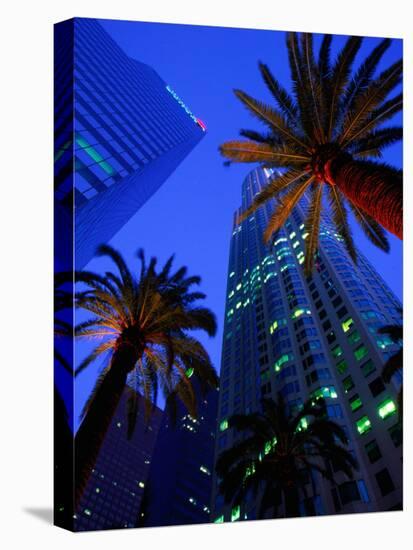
[73,390,163,531]
[211,167,402,523]
[54,17,206,269]
[142,378,218,527]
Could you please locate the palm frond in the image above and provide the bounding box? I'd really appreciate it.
[348,202,390,251]
[234,89,308,149]
[327,185,357,263]
[258,61,298,123]
[263,176,314,242]
[237,169,308,223]
[340,60,402,146]
[344,38,391,111]
[327,36,363,139]
[303,182,324,274]
[219,140,310,166]
[352,126,402,158]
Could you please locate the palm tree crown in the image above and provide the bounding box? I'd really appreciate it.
[216,396,357,518]
[220,33,402,273]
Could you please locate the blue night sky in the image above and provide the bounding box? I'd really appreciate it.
[73,19,402,428]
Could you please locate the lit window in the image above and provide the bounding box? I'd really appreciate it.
[185,367,194,378]
[348,330,361,345]
[220,419,229,432]
[377,398,397,420]
[291,308,311,319]
[289,231,296,239]
[349,394,363,412]
[336,359,347,375]
[200,465,211,475]
[356,416,372,435]
[229,271,235,278]
[138,481,145,488]
[354,344,368,361]
[236,283,242,291]
[274,353,293,372]
[342,318,354,333]
[236,301,242,309]
[228,290,234,298]
[342,375,354,393]
[312,386,338,400]
[84,509,92,516]
[332,345,343,359]
[214,515,224,524]
[231,505,241,522]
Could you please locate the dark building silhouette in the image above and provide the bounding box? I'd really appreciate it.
[73,390,163,531]
[54,17,206,269]
[211,167,402,523]
[142,378,218,527]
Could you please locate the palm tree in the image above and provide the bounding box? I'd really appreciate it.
[378,322,403,423]
[220,33,402,272]
[216,396,357,518]
[74,245,218,506]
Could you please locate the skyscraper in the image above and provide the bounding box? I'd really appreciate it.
[72,390,163,531]
[142,379,218,527]
[211,167,402,523]
[54,18,206,269]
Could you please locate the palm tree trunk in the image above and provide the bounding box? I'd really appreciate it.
[74,345,139,509]
[284,487,300,518]
[326,155,403,239]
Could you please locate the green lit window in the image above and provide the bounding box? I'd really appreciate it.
[244,463,256,479]
[214,515,224,524]
[312,386,338,400]
[236,301,242,309]
[336,359,347,375]
[228,290,234,299]
[343,375,354,393]
[356,416,372,435]
[342,318,354,333]
[274,353,293,372]
[378,398,397,420]
[291,308,311,319]
[349,394,363,412]
[332,345,343,359]
[354,344,368,361]
[348,330,361,345]
[231,505,240,522]
[361,359,376,377]
[220,419,229,432]
[76,136,115,176]
[185,367,194,378]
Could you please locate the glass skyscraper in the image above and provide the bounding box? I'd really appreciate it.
[211,167,402,523]
[71,390,163,531]
[54,18,206,269]
[142,379,218,527]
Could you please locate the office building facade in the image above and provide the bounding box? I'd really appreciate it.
[54,18,206,269]
[211,167,402,523]
[142,379,218,527]
[73,390,163,531]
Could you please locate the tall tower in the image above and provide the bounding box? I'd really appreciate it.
[54,18,206,269]
[142,378,218,527]
[211,167,402,523]
[69,390,163,531]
